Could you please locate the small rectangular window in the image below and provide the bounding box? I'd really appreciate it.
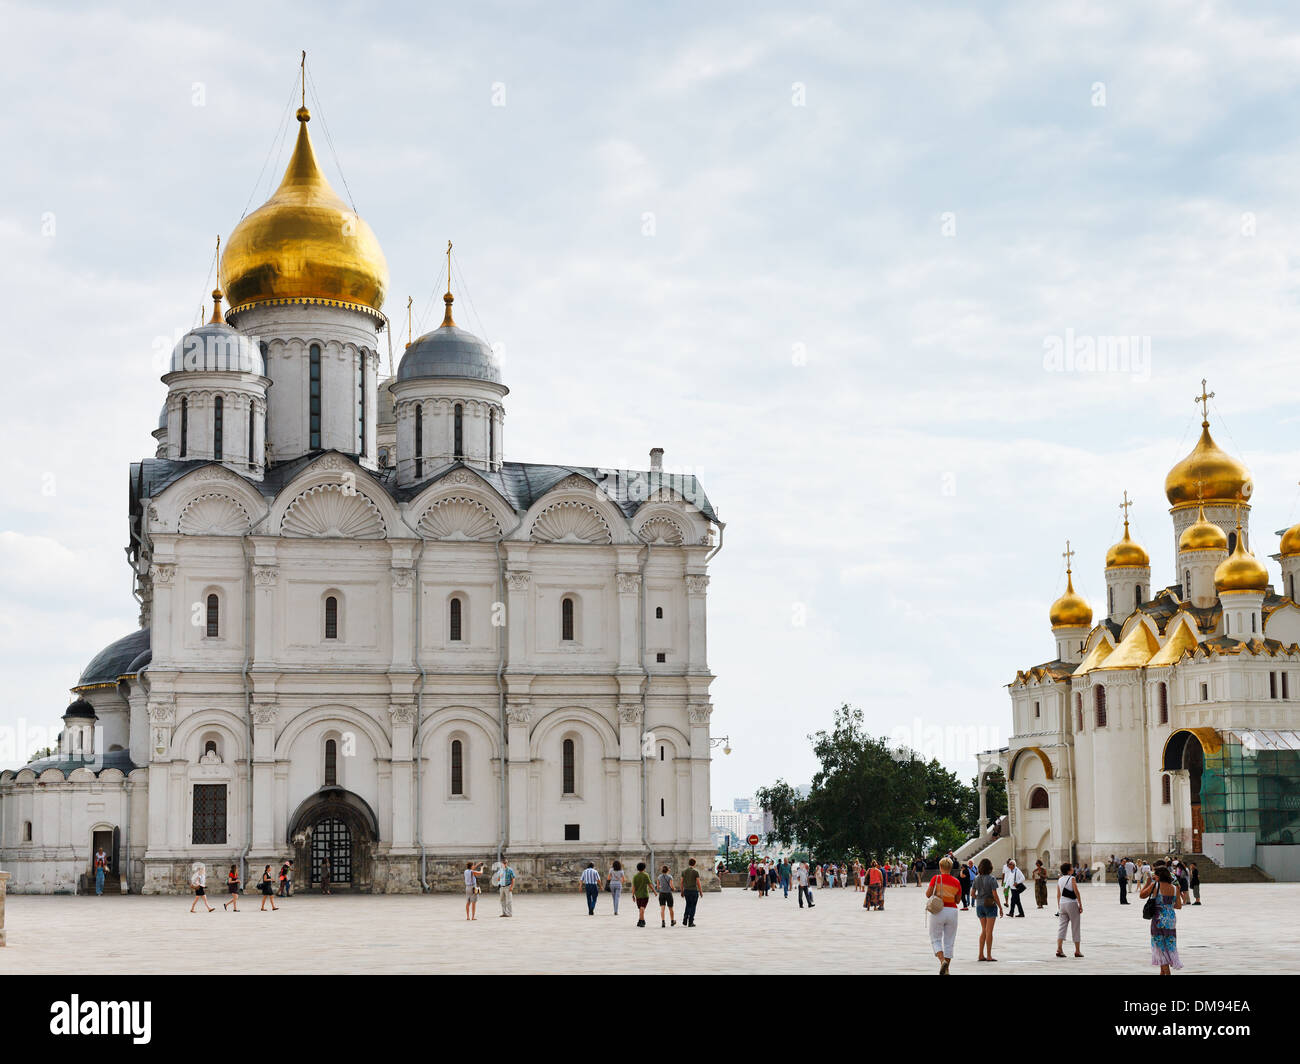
[656,652,666,663]
[660,798,665,817]
[1034,701,1040,718]
[1201,682,1209,702]
[1284,673,1290,699]
[564,823,580,841]
[1271,672,1278,699]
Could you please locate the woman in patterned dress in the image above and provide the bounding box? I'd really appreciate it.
[1139,865,1183,974]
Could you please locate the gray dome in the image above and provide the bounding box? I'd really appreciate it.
[157,401,168,430]
[397,325,502,385]
[76,628,150,689]
[378,379,396,426]
[63,698,97,720]
[168,322,264,376]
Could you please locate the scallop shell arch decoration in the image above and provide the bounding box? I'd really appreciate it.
[178,493,251,536]
[280,483,386,539]
[637,515,685,545]
[530,500,613,544]
[418,496,503,541]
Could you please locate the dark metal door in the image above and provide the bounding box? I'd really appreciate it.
[311,817,352,885]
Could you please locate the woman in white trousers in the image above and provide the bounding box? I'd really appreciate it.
[1055,862,1084,958]
[925,856,962,975]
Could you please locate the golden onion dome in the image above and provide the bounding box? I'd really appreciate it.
[1106,520,1150,568]
[1179,504,1229,553]
[1214,527,1268,593]
[1281,522,1300,558]
[1050,570,1093,628]
[1165,419,1252,507]
[220,107,388,316]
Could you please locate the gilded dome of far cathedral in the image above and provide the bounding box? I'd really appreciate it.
[1105,522,1149,568]
[1049,570,1093,628]
[1165,419,1252,508]
[1179,504,1229,553]
[1214,529,1269,593]
[1280,522,1300,558]
[220,107,388,315]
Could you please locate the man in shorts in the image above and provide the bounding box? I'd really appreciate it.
[632,862,653,927]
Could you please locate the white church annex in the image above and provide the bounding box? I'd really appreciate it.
[0,92,723,894]
[982,383,1300,881]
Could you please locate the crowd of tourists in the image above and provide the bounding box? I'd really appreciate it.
[188,860,292,913]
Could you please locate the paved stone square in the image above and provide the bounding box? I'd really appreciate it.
[0,881,1294,974]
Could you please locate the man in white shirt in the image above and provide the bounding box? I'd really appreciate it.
[1004,859,1027,917]
[580,862,602,915]
[794,862,814,908]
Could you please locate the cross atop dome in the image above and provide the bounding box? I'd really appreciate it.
[1195,378,1215,425]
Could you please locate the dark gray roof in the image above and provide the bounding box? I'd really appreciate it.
[157,401,168,430]
[63,698,97,719]
[75,628,150,690]
[21,750,138,777]
[396,324,503,385]
[168,322,264,375]
[132,454,718,523]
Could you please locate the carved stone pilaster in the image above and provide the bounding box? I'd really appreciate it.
[618,703,643,726]
[391,567,414,589]
[390,703,417,725]
[151,564,176,587]
[616,572,642,594]
[148,701,175,760]
[507,572,531,592]
[254,565,279,587]
[686,574,710,595]
[506,703,532,727]
[688,702,713,726]
[251,702,278,727]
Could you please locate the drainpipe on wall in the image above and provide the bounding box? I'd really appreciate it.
[412,540,429,892]
[239,536,255,888]
[637,535,654,873]
[494,516,525,870]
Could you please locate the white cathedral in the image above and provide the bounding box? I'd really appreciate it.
[980,386,1300,881]
[0,96,722,893]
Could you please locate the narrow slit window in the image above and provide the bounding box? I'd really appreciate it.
[561,597,575,642]
[451,739,464,796]
[562,738,575,795]
[1094,685,1106,728]
[248,404,255,464]
[324,596,338,640]
[206,593,219,637]
[179,397,188,457]
[414,405,423,479]
[324,738,337,787]
[454,403,464,461]
[449,597,463,641]
[309,344,322,450]
[358,351,366,455]
[213,396,223,460]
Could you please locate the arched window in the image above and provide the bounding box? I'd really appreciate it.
[1135,585,1142,608]
[1076,693,1083,731]
[1158,682,1168,725]
[1028,787,1049,809]
[660,797,665,816]
[561,596,575,642]
[414,405,423,479]
[655,606,664,619]
[1161,774,1172,805]
[454,403,464,461]
[1034,700,1040,718]
[1094,684,1107,728]
[1228,530,1237,554]
[22,820,32,842]
[1108,586,1114,615]
[204,739,218,758]
[1291,574,1297,601]
[449,596,463,642]
[451,738,464,796]
[562,737,576,795]
[180,397,188,457]
[1252,612,1257,634]
[488,409,495,466]
[206,593,219,637]
[1185,570,1191,596]
[213,396,223,460]
[324,595,339,640]
[358,351,367,455]
[324,738,337,787]
[309,344,322,450]
[248,404,256,465]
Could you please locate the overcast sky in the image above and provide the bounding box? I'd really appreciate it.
[5,1,1300,803]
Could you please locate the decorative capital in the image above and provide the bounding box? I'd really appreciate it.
[445,470,476,486]
[507,571,531,592]
[254,565,279,587]
[252,702,278,726]
[616,572,642,594]
[688,703,713,726]
[389,703,417,725]
[151,563,176,587]
[686,574,710,594]
[148,701,176,724]
[147,504,160,524]
[313,454,349,472]
[195,467,235,483]
[391,567,415,589]
[506,702,532,727]
[618,703,643,725]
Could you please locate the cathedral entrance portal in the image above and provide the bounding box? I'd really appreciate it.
[1163,729,1209,852]
[288,786,379,893]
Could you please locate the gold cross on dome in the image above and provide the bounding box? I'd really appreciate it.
[1195,379,1215,422]
[1119,490,1133,525]
[446,240,453,296]
[1062,540,1075,572]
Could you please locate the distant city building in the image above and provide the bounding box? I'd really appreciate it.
[733,798,751,814]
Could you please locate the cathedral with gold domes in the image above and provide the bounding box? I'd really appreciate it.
[0,83,722,893]
[978,384,1300,881]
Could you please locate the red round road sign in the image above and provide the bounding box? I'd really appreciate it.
[747,834,760,846]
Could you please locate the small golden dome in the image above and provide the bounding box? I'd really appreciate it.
[1165,420,1252,508]
[1050,570,1093,628]
[1214,523,1268,593]
[220,108,388,315]
[1179,504,1228,553]
[1281,522,1300,558]
[1106,520,1149,568]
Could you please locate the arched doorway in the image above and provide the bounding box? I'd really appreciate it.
[287,787,380,893]
[1163,729,1212,851]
